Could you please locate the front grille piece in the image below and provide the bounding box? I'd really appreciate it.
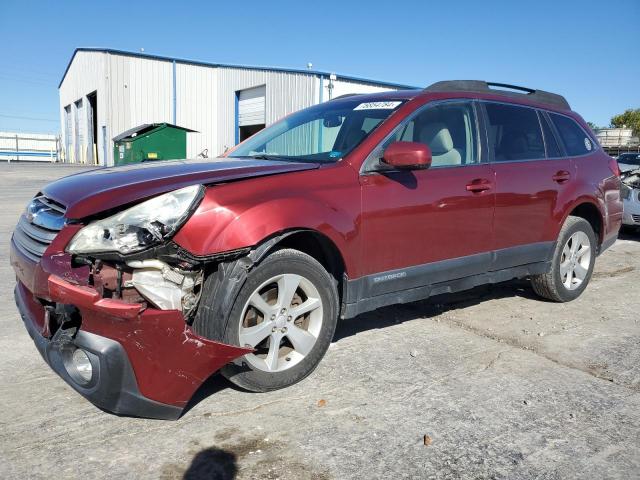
[12,195,66,262]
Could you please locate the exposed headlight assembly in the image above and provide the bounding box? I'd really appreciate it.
[67,185,203,254]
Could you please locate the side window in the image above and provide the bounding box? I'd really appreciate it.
[485,103,545,161]
[382,102,478,167]
[549,113,594,156]
[540,112,562,158]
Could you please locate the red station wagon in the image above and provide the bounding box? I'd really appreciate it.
[11,81,623,419]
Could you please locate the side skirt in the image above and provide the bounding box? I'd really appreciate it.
[342,261,550,319]
[341,243,555,319]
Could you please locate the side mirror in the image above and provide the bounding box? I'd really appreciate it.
[381,141,432,170]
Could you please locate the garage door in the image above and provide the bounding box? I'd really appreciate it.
[238,86,266,126]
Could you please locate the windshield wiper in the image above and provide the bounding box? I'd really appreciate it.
[244,154,332,164]
[248,154,290,161]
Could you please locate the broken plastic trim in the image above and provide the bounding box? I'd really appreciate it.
[75,241,251,267]
[86,230,300,326]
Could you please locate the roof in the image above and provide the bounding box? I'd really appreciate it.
[59,48,416,90]
[112,123,197,142]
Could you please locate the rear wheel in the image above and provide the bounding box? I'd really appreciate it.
[531,216,597,302]
[202,249,339,392]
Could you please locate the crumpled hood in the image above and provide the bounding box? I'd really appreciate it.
[42,158,319,219]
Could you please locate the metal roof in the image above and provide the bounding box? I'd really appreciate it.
[59,48,416,90]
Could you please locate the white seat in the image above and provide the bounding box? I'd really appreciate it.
[418,123,462,167]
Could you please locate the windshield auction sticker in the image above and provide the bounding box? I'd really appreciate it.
[354,101,402,110]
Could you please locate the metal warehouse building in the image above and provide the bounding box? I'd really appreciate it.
[59,48,412,166]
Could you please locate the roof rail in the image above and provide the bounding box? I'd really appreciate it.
[424,80,570,110]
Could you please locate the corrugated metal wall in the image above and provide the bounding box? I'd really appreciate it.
[175,63,217,158]
[59,51,106,164]
[215,67,317,155]
[107,54,173,157]
[59,51,405,166]
[326,78,400,100]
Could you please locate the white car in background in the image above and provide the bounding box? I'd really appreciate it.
[617,153,640,172]
[621,168,640,228]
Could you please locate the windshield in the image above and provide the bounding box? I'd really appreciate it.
[228,98,406,163]
[618,154,640,166]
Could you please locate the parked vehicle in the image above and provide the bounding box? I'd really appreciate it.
[11,80,623,419]
[621,167,640,228]
[617,152,640,172]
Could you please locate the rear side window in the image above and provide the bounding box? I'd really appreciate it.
[549,113,594,156]
[540,113,562,158]
[484,103,545,161]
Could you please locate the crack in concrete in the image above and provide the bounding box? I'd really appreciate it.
[438,317,640,393]
[483,351,507,371]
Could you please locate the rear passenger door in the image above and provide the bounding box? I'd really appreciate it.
[483,102,574,268]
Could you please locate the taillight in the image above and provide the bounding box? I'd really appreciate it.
[608,157,621,177]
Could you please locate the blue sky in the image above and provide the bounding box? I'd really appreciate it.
[1,0,638,134]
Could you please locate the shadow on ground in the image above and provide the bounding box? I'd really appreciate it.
[182,447,238,480]
[181,374,236,417]
[619,227,640,241]
[334,278,538,341]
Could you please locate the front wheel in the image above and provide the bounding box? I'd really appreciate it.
[219,249,339,392]
[531,216,597,302]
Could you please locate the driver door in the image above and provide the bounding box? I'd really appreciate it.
[360,100,495,296]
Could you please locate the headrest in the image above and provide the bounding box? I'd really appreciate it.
[419,123,454,154]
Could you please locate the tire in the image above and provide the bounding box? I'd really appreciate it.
[530,216,597,302]
[196,249,339,392]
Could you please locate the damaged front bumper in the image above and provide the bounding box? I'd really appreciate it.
[11,235,251,420]
[15,281,183,419]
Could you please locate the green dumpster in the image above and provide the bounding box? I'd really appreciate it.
[112,123,197,166]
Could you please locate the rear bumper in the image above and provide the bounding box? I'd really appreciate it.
[11,235,252,420]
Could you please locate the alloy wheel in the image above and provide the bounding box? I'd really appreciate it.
[238,273,324,372]
[559,231,592,290]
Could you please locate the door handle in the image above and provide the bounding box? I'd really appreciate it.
[466,179,493,193]
[552,170,571,184]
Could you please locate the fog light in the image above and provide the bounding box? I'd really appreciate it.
[72,348,93,383]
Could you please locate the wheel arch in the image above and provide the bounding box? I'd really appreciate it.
[260,228,346,283]
[564,199,604,246]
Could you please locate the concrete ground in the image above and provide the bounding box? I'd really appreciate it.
[0,163,639,480]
